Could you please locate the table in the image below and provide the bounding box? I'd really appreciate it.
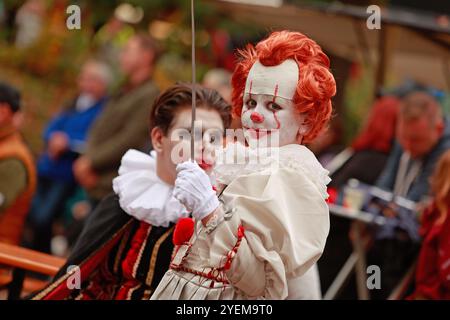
[324,204,386,300]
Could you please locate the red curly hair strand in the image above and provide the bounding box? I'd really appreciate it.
[231,31,336,143]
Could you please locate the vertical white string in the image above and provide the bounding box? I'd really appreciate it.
[190,0,196,162]
[191,0,199,234]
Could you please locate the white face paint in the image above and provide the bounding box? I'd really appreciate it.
[242,59,305,147]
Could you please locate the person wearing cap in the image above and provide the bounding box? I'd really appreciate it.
[0,81,36,245]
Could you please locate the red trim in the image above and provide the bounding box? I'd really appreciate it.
[121,222,151,279]
[42,223,131,300]
[170,225,245,284]
[114,222,151,299]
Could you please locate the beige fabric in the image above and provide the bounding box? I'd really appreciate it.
[151,145,330,300]
[286,264,322,300]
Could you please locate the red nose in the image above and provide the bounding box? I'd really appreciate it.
[250,112,265,123]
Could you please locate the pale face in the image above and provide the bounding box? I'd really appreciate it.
[397,117,442,159]
[77,63,108,99]
[241,93,303,147]
[119,37,152,76]
[168,107,224,171]
[153,106,224,185]
[242,59,305,147]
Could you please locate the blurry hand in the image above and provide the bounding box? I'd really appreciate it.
[173,161,219,221]
[382,203,398,218]
[73,156,98,189]
[48,132,69,159]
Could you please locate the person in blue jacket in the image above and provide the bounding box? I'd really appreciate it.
[27,60,112,253]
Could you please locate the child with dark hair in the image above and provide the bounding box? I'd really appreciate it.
[33,83,231,300]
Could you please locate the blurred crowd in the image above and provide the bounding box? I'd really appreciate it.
[0,1,449,300]
[312,88,450,299]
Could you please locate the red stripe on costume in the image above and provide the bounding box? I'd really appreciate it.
[41,222,132,300]
[115,222,151,300]
[121,222,151,278]
[170,225,245,285]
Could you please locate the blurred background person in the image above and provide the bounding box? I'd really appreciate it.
[14,0,46,49]
[318,95,401,297]
[327,95,401,188]
[377,91,450,203]
[26,60,112,254]
[92,3,143,80]
[202,68,231,103]
[409,149,450,300]
[0,82,36,245]
[202,68,241,130]
[73,34,160,207]
[368,90,450,299]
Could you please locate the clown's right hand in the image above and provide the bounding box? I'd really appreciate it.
[173,161,220,221]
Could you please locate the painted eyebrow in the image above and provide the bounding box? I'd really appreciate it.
[272,84,279,102]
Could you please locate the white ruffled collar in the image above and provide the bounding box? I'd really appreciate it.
[112,149,189,227]
[214,143,331,199]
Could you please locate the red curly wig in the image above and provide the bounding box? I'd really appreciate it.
[231,31,336,143]
[351,96,400,154]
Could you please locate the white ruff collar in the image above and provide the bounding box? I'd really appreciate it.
[112,149,189,227]
[214,143,331,199]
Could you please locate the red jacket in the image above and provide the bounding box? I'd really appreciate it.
[412,203,450,299]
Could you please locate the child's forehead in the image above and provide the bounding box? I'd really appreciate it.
[244,59,299,100]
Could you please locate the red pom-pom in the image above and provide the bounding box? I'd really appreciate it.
[173,217,195,245]
[326,187,338,204]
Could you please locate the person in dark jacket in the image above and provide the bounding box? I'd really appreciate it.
[27,60,112,253]
[33,83,231,300]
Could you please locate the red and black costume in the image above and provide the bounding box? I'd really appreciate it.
[33,150,189,300]
[33,194,175,300]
